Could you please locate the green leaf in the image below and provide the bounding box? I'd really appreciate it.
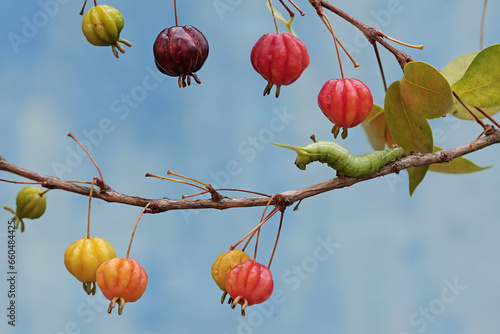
[452,44,500,108]
[442,52,479,84]
[361,104,394,150]
[399,61,454,119]
[384,81,433,195]
[442,51,500,119]
[429,146,491,173]
[408,166,429,196]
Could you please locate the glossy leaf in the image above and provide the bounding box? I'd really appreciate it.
[429,146,491,173]
[408,166,429,196]
[385,81,433,195]
[452,44,500,108]
[362,104,395,150]
[442,52,500,119]
[399,61,454,119]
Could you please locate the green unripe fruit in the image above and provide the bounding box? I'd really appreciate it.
[82,5,132,58]
[3,186,47,232]
[16,186,46,220]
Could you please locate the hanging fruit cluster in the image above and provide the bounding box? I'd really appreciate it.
[63,176,150,314]
[208,192,286,316]
[1,176,149,314]
[76,0,373,143]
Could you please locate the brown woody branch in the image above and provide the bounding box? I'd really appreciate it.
[309,0,415,69]
[1,130,499,213]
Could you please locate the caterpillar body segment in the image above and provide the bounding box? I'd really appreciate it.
[271,141,406,178]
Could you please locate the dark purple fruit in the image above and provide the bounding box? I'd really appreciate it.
[153,25,209,88]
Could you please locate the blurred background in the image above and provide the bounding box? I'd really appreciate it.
[1,0,499,333]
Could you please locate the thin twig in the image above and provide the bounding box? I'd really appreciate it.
[453,92,489,130]
[67,132,106,188]
[288,0,305,16]
[475,106,500,129]
[372,42,387,91]
[278,0,295,18]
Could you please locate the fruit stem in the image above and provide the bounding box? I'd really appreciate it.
[174,0,179,26]
[278,0,295,19]
[79,0,87,15]
[372,42,388,91]
[67,132,106,189]
[86,177,97,239]
[79,0,97,14]
[334,35,359,68]
[182,187,271,201]
[268,0,280,34]
[253,226,262,262]
[126,203,151,259]
[231,205,280,254]
[381,33,424,50]
[167,170,209,187]
[212,188,271,198]
[470,125,494,149]
[242,194,281,261]
[453,91,489,131]
[145,172,207,191]
[268,208,285,269]
[480,0,488,50]
[319,11,344,79]
[475,106,500,129]
[0,179,44,185]
[181,190,210,199]
[285,0,305,16]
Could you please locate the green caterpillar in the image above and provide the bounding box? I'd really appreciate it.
[271,141,406,177]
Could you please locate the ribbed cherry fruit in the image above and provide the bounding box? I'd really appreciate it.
[225,260,274,316]
[153,25,209,88]
[250,32,309,97]
[81,5,132,58]
[318,78,373,139]
[64,237,116,295]
[96,257,148,315]
[3,186,47,232]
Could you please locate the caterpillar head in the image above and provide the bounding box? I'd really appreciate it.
[271,142,312,170]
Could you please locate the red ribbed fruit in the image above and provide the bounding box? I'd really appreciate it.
[225,260,274,316]
[250,32,309,97]
[96,257,148,315]
[318,78,373,139]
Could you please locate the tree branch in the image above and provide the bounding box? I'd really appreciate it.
[1,130,499,213]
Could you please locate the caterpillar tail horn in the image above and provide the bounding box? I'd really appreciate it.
[270,142,309,170]
[270,142,303,152]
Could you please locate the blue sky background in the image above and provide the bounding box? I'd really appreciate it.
[1,1,500,333]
